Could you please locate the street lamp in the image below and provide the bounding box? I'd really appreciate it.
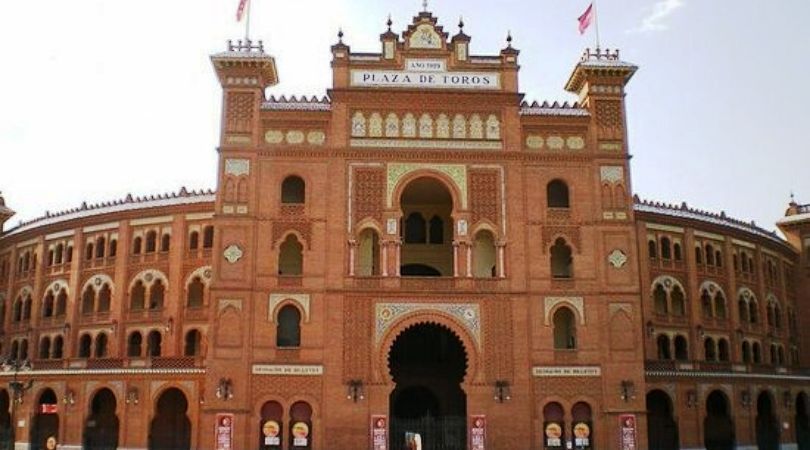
[1,358,34,449]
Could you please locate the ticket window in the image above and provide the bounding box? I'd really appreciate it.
[260,401,283,450]
[571,402,593,450]
[289,401,313,449]
[543,402,565,450]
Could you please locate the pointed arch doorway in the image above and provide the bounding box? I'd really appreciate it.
[388,323,467,450]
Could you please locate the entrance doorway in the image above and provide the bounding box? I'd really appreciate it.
[756,391,780,450]
[646,390,679,450]
[148,388,191,450]
[388,323,467,450]
[83,388,119,450]
[0,390,10,450]
[797,392,810,450]
[30,389,59,450]
[704,390,734,450]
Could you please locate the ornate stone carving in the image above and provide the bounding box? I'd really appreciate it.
[264,130,284,144]
[600,166,624,184]
[386,218,397,235]
[225,159,250,177]
[608,249,628,268]
[566,136,585,150]
[352,167,385,225]
[387,163,467,208]
[306,131,326,145]
[525,135,544,149]
[543,297,585,325]
[223,245,243,264]
[218,298,243,313]
[272,221,312,249]
[286,130,305,144]
[375,303,481,348]
[547,136,564,150]
[269,293,311,322]
[542,226,581,253]
[469,169,499,226]
[226,92,253,133]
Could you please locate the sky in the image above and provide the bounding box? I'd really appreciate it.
[0,0,808,235]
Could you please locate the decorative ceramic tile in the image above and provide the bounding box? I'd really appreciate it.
[608,249,628,268]
[375,303,481,348]
[225,159,250,177]
[223,244,243,264]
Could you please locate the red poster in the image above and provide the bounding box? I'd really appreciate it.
[619,414,636,450]
[40,404,58,414]
[371,415,388,450]
[470,415,486,450]
[215,413,235,450]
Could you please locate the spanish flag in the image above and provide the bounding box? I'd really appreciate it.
[578,3,594,35]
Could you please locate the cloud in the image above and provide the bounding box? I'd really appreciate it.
[628,0,684,33]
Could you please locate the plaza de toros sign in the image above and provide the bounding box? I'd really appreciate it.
[351,59,500,90]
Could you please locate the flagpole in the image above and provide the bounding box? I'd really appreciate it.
[593,0,601,49]
[245,0,252,43]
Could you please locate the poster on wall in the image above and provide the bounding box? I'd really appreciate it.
[619,414,637,450]
[572,421,591,449]
[470,415,486,450]
[292,421,310,447]
[215,413,234,450]
[262,419,282,448]
[544,422,564,449]
[371,415,388,450]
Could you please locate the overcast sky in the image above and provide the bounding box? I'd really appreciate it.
[1,0,808,234]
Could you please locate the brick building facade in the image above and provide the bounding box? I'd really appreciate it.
[0,8,808,450]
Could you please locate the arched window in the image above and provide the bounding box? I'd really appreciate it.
[718,339,730,362]
[54,289,67,317]
[127,332,143,357]
[47,250,54,267]
[39,337,51,360]
[12,298,21,322]
[704,338,717,361]
[404,213,427,244]
[66,245,74,263]
[742,341,752,364]
[739,297,749,323]
[648,240,658,259]
[130,281,146,311]
[278,235,303,276]
[660,237,672,260]
[715,250,723,268]
[19,340,28,360]
[184,330,202,357]
[674,335,689,360]
[97,284,111,312]
[55,244,64,264]
[671,286,685,317]
[281,176,306,204]
[78,334,92,358]
[42,291,54,318]
[188,231,199,250]
[160,234,171,252]
[109,239,117,257]
[10,341,19,360]
[473,230,497,278]
[52,336,64,359]
[146,330,162,357]
[149,280,165,310]
[428,216,444,244]
[701,291,713,318]
[85,243,94,261]
[778,346,785,366]
[96,237,106,259]
[547,180,570,208]
[94,333,108,358]
[752,342,762,364]
[714,293,727,319]
[571,402,593,448]
[203,226,214,248]
[145,231,157,253]
[22,296,31,320]
[132,237,143,255]
[81,287,95,315]
[553,307,576,350]
[749,301,759,324]
[186,277,205,308]
[695,247,703,265]
[550,238,573,279]
[653,284,668,315]
[705,244,715,265]
[657,335,671,360]
[356,228,380,277]
[277,305,301,348]
[673,243,682,261]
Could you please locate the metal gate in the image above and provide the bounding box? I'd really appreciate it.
[390,416,466,450]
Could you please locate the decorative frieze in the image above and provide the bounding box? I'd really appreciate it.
[264,130,326,146]
[524,134,586,151]
[351,112,500,141]
[375,303,481,347]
